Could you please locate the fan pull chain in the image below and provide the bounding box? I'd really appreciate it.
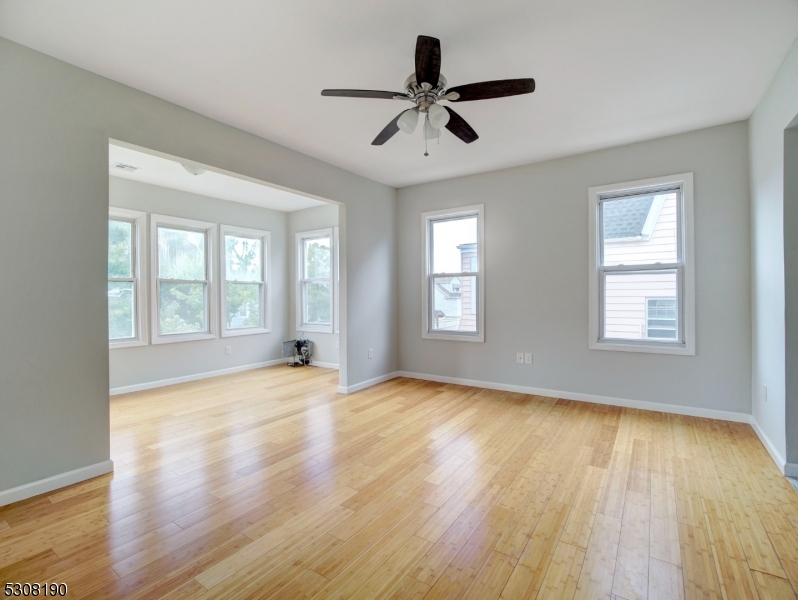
[424,114,429,157]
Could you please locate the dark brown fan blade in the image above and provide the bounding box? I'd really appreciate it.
[371,111,406,145]
[415,36,441,88]
[322,89,407,100]
[444,107,478,143]
[447,79,535,102]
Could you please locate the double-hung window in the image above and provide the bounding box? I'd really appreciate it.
[108,208,146,347]
[297,229,334,333]
[588,173,694,354]
[422,205,485,342]
[221,225,270,336]
[151,214,216,344]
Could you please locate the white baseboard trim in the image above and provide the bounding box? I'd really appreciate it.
[311,361,339,370]
[110,359,286,395]
[750,417,787,474]
[0,460,114,508]
[338,371,401,394]
[395,371,752,424]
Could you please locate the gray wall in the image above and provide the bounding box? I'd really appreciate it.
[0,37,397,494]
[109,177,289,390]
[398,122,752,415]
[287,204,340,367]
[749,36,798,464]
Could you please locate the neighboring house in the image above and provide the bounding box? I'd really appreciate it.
[229,302,251,329]
[603,193,678,340]
[432,242,478,332]
[433,277,462,330]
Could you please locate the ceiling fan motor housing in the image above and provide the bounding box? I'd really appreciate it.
[403,73,450,112]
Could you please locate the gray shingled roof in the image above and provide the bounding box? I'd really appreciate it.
[603,196,654,239]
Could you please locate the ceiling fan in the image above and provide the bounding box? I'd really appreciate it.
[321,35,535,154]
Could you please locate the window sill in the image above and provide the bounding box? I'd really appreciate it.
[297,324,333,334]
[422,332,484,343]
[152,332,216,345]
[589,339,694,355]
[221,327,271,338]
[109,339,147,349]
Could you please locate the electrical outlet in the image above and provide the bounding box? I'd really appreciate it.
[368,348,374,359]
[525,353,533,364]
[225,346,232,355]
[764,384,768,402]
[516,352,524,364]
[335,339,339,349]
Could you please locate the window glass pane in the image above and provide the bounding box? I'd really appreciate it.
[226,283,262,329]
[159,282,206,334]
[303,281,330,325]
[603,271,677,341]
[158,227,206,280]
[225,235,262,282]
[431,275,477,332]
[431,216,478,274]
[108,281,135,339]
[303,237,331,279]
[108,219,132,278]
[602,193,678,266]
[647,298,678,339]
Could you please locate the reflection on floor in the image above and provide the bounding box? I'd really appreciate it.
[0,365,796,599]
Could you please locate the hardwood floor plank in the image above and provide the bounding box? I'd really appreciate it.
[499,501,571,600]
[0,366,794,600]
[679,522,722,600]
[649,557,685,600]
[535,541,585,600]
[573,512,622,600]
[751,571,797,600]
[386,576,431,600]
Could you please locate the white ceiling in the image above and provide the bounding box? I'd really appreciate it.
[109,143,326,212]
[2,1,797,188]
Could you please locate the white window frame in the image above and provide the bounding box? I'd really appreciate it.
[421,204,485,343]
[150,214,217,344]
[588,173,695,355]
[220,225,271,337]
[108,207,147,348]
[296,228,334,333]
[334,226,340,335]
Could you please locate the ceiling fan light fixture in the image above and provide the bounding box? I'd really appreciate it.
[424,117,440,141]
[182,163,207,176]
[397,108,419,134]
[427,103,449,129]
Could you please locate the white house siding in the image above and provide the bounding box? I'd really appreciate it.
[604,194,679,340]
[459,248,477,332]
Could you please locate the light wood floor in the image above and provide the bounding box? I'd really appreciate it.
[1,367,797,599]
